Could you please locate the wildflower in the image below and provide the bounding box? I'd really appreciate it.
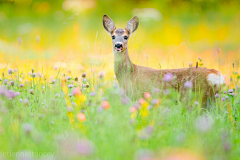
[138,126,154,140]
[229,93,234,96]
[72,87,81,96]
[163,108,170,114]
[147,105,153,110]
[225,96,229,99]
[163,73,173,82]
[14,68,18,72]
[74,77,78,81]
[102,100,110,109]
[15,92,20,96]
[224,91,226,94]
[215,93,220,98]
[8,90,16,98]
[0,87,7,96]
[228,89,233,93]
[10,81,14,86]
[3,79,8,85]
[121,96,130,104]
[77,113,86,122]
[82,72,86,78]
[195,115,214,132]
[8,68,13,75]
[76,140,95,155]
[144,92,151,99]
[129,107,137,113]
[152,87,161,93]
[151,99,159,106]
[0,78,1,81]
[32,73,37,78]
[66,76,71,80]
[221,98,225,101]
[90,91,96,96]
[52,79,56,84]
[184,81,192,88]
[54,65,58,70]
[69,94,72,97]
[20,84,24,87]
[99,71,104,78]
[29,89,34,94]
[194,101,199,106]
[138,98,145,105]
[68,84,73,88]
[19,99,23,102]
[24,99,29,105]
[22,123,34,134]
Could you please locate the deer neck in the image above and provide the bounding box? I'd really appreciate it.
[114,48,133,84]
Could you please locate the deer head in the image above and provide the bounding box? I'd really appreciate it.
[103,14,139,55]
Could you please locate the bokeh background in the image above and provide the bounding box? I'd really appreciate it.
[0,0,240,83]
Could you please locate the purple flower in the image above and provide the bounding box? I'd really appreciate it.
[10,81,14,86]
[8,68,13,75]
[82,72,86,77]
[38,72,42,78]
[225,96,229,99]
[99,71,104,78]
[163,73,173,82]
[229,93,234,96]
[66,76,71,80]
[68,84,73,88]
[29,89,34,94]
[90,91,96,96]
[22,123,34,134]
[19,99,23,102]
[221,98,226,101]
[151,99,159,105]
[20,84,24,87]
[83,78,87,82]
[195,101,199,106]
[195,115,214,132]
[3,79,8,85]
[8,90,16,98]
[76,140,95,155]
[184,81,193,88]
[228,89,233,93]
[121,97,130,104]
[54,66,58,70]
[215,93,220,98]
[32,73,37,78]
[15,92,20,96]
[224,91,226,94]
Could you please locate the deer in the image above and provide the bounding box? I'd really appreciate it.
[102,14,225,107]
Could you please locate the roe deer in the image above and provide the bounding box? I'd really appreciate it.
[103,14,225,106]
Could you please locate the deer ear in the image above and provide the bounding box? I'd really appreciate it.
[103,14,116,34]
[125,16,139,35]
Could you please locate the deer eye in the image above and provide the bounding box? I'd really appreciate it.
[124,36,128,40]
[112,35,115,39]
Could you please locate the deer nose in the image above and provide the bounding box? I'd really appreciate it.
[115,43,122,48]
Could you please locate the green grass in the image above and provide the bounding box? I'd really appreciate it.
[0,70,239,160]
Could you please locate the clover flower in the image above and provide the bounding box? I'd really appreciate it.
[215,93,220,98]
[20,84,24,87]
[8,68,13,75]
[184,81,193,88]
[163,73,173,82]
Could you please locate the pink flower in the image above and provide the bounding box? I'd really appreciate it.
[163,73,173,82]
[184,81,193,88]
[215,93,220,98]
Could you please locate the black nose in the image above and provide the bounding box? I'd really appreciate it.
[115,43,122,48]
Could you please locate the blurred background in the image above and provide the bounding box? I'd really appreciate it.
[0,0,240,83]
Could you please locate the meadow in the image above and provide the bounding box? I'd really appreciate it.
[0,0,240,160]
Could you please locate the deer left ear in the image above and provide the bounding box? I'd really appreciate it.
[125,16,139,35]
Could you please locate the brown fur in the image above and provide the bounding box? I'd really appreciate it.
[103,14,223,106]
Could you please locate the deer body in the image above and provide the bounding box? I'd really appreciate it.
[103,14,225,105]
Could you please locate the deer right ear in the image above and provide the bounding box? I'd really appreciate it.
[103,14,116,34]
